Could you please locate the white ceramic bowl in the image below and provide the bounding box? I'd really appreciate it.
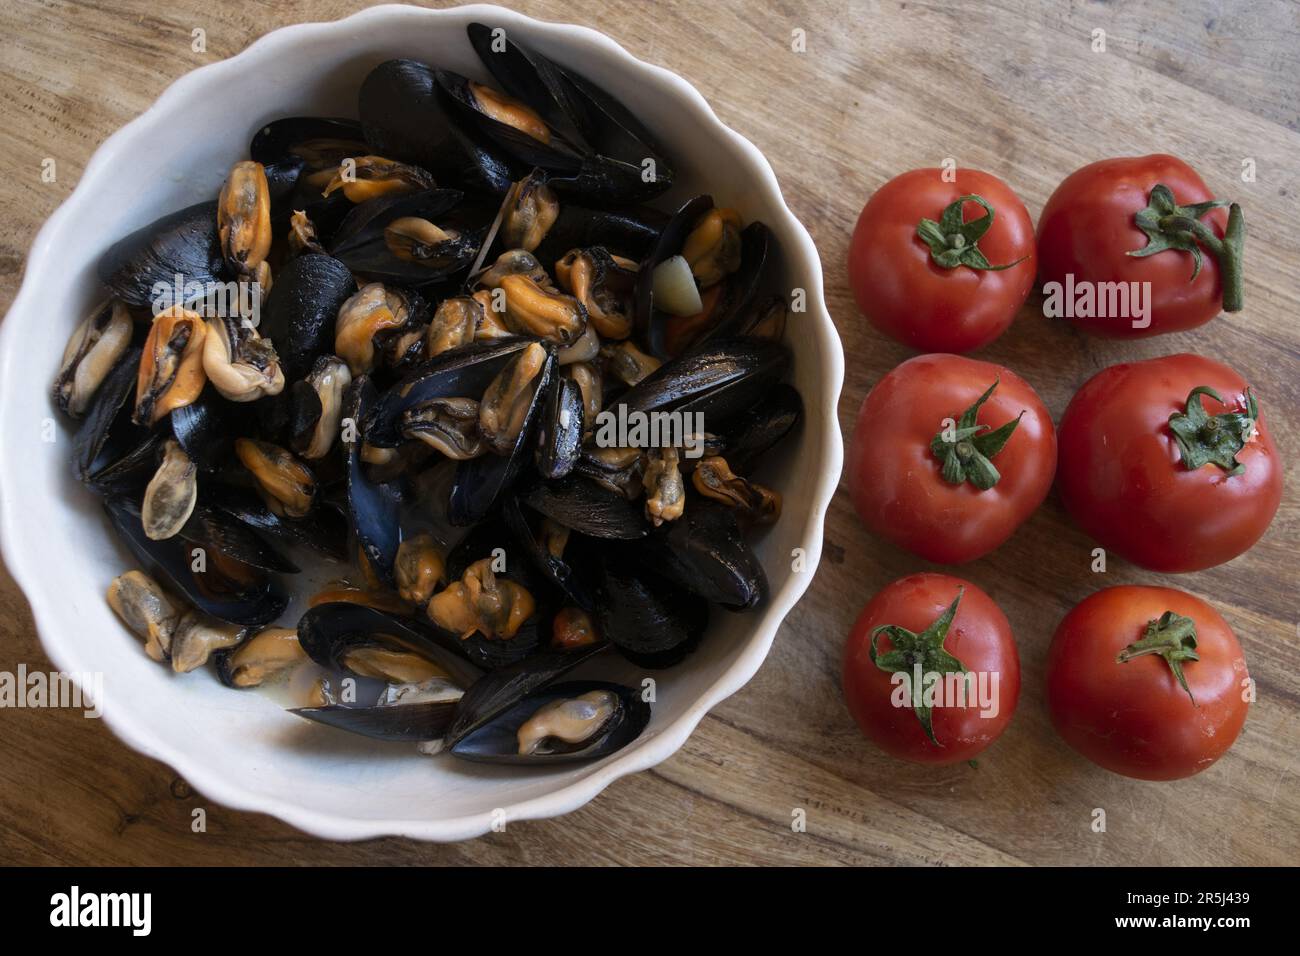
[0,3,843,841]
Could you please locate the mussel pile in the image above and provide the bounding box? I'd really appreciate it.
[57,24,802,767]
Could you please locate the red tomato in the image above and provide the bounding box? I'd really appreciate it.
[1057,354,1281,572]
[849,354,1057,564]
[1047,586,1249,780]
[843,573,1019,764]
[1037,155,1243,337]
[848,168,1036,353]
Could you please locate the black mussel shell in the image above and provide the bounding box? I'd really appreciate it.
[85,432,166,497]
[720,383,803,472]
[535,373,583,480]
[176,503,299,574]
[329,188,487,285]
[466,23,673,203]
[170,385,238,471]
[105,497,288,626]
[612,339,789,426]
[98,201,226,308]
[450,679,648,765]
[638,498,767,609]
[292,699,458,743]
[595,560,708,664]
[72,346,144,485]
[445,643,606,745]
[436,68,584,178]
[358,60,515,195]
[260,253,357,381]
[521,475,647,540]
[205,482,349,561]
[250,116,367,167]
[263,157,306,206]
[458,622,542,671]
[534,202,667,269]
[344,376,403,584]
[448,346,555,527]
[502,497,595,610]
[297,602,484,688]
[367,338,534,448]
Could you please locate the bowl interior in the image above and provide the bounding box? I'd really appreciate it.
[0,4,841,840]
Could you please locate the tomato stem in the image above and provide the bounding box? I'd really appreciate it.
[1167,385,1258,476]
[1116,611,1200,705]
[869,589,969,746]
[916,194,1028,271]
[929,379,1024,490]
[1128,183,1245,312]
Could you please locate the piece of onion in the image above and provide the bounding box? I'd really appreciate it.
[652,255,704,316]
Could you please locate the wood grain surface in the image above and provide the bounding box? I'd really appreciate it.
[1,0,1297,866]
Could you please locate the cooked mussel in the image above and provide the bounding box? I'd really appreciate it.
[297,601,482,688]
[451,680,648,764]
[134,306,209,425]
[54,300,133,418]
[464,23,674,203]
[106,497,289,626]
[358,59,515,195]
[107,569,179,662]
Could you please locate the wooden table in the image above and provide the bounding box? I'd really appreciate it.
[1,0,1296,866]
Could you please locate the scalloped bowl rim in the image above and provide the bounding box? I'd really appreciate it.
[0,3,844,841]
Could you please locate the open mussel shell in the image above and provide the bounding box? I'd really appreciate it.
[260,253,356,381]
[613,339,789,425]
[250,116,366,167]
[292,698,458,743]
[329,188,487,286]
[684,221,773,353]
[638,498,767,610]
[98,201,226,308]
[501,497,594,610]
[105,497,288,626]
[450,680,648,765]
[72,346,145,484]
[205,482,349,561]
[466,23,673,203]
[521,475,647,540]
[445,643,606,745]
[595,560,708,666]
[720,382,803,472]
[176,503,299,574]
[297,602,484,689]
[533,202,667,268]
[439,516,552,670]
[344,376,403,584]
[358,59,516,195]
[447,345,556,527]
[366,338,535,448]
[535,373,583,480]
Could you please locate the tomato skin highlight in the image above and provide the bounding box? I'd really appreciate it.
[1057,354,1281,573]
[848,168,1036,353]
[1037,154,1229,337]
[849,354,1057,564]
[1047,586,1249,781]
[843,573,1019,765]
